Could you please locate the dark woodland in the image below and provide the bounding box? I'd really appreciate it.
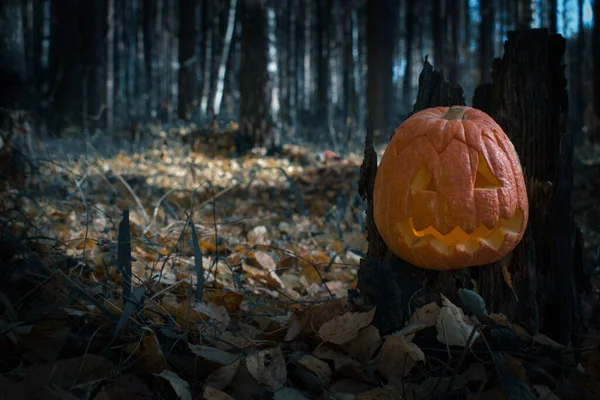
[1,0,600,399]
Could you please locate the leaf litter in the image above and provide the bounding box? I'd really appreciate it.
[0,129,599,399]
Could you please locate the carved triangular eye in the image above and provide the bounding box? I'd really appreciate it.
[411,165,437,194]
[474,152,501,189]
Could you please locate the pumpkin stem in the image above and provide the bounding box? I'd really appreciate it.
[441,107,467,120]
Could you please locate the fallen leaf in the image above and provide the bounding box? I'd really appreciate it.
[318,307,376,344]
[155,370,192,400]
[436,295,480,347]
[375,335,425,380]
[205,359,241,390]
[298,355,332,386]
[245,346,287,390]
[344,325,382,363]
[188,344,237,365]
[202,386,236,400]
[409,301,441,327]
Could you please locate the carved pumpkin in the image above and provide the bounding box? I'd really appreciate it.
[373,106,528,270]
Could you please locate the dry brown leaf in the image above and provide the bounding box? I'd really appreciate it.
[318,307,376,344]
[298,355,332,386]
[356,386,404,400]
[205,359,241,390]
[409,301,441,327]
[247,226,269,245]
[313,345,360,370]
[193,301,231,330]
[344,325,382,364]
[285,299,351,340]
[202,386,236,400]
[122,329,168,373]
[253,250,277,271]
[245,346,287,390]
[375,335,425,380]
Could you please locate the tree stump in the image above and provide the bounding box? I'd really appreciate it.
[357,29,584,344]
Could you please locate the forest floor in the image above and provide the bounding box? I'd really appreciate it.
[1,126,600,399]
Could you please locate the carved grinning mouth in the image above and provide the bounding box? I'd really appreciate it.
[396,208,525,255]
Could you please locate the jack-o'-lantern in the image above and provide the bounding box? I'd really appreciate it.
[373,106,528,270]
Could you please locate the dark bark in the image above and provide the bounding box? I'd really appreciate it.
[0,0,26,109]
[448,0,459,84]
[412,59,465,115]
[548,0,557,33]
[594,0,600,120]
[342,1,357,133]
[239,0,271,151]
[357,29,584,345]
[315,0,331,129]
[479,0,494,83]
[570,0,585,145]
[432,0,445,72]
[517,0,532,30]
[143,0,158,120]
[402,0,414,109]
[80,0,106,132]
[365,0,399,142]
[50,0,83,134]
[178,0,196,120]
[472,29,581,344]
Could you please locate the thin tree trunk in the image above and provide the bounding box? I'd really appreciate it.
[402,0,414,108]
[199,0,213,119]
[315,0,331,132]
[106,0,115,130]
[366,0,399,142]
[178,0,196,120]
[479,0,494,83]
[0,0,26,109]
[213,0,238,116]
[518,0,532,30]
[594,0,600,120]
[51,0,83,135]
[448,0,459,84]
[80,0,105,133]
[432,0,445,72]
[548,0,557,33]
[239,0,270,150]
[342,1,356,133]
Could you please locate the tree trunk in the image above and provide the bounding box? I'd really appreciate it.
[570,0,585,145]
[143,0,158,120]
[178,0,196,120]
[357,29,584,345]
[239,0,270,151]
[432,0,445,73]
[548,0,557,33]
[402,0,414,109]
[315,0,331,133]
[342,2,357,133]
[479,0,494,83]
[594,0,600,120]
[471,29,581,345]
[80,0,106,133]
[448,0,459,84]
[0,0,26,109]
[517,0,532,30]
[365,0,399,142]
[50,0,84,135]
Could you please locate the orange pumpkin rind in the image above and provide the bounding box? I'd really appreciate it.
[373,106,529,270]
